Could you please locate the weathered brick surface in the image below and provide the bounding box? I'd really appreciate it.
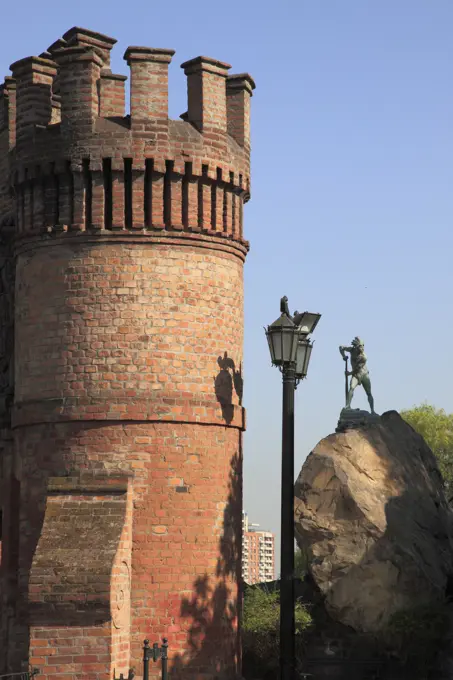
[14,242,244,410]
[8,421,242,678]
[0,25,254,680]
[23,473,133,678]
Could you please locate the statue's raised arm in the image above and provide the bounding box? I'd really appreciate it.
[339,345,351,361]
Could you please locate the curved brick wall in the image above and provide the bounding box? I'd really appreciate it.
[14,239,244,420]
[0,26,254,680]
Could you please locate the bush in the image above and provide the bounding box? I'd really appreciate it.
[383,602,450,671]
[242,584,312,678]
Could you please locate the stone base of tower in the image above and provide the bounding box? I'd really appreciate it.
[2,418,243,680]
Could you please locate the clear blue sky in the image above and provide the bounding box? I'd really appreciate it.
[2,1,452,574]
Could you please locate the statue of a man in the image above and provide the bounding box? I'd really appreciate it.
[339,337,375,413]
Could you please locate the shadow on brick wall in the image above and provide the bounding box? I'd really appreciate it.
[214,352,243,425]
[170,447,243,678]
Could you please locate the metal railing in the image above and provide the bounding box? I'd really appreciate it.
[2,639,170,680]
[0,671,39,680]
[143,638,168,680]
[113,671,135,680]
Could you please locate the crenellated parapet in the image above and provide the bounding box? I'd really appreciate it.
[1,27,255,252]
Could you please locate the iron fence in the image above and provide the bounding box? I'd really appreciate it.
[1,639,168,680]
[143,638,168,680]
[0,671,39,680]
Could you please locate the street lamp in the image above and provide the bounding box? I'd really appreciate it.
[265,297,321,680]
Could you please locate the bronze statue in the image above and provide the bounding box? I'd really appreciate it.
[339,337,375,413]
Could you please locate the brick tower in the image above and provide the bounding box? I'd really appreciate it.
[0,27,254,679]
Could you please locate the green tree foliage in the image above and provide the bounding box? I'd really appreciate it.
[294,546,308,580]
[401,404,453,492]
[242,584,312,677]
[243,584,312,634]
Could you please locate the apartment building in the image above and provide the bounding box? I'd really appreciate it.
[242,512,275,584]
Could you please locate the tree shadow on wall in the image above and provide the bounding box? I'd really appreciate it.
[170,448,243,679]
[214,352,243,426]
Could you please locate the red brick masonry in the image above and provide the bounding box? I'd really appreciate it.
[0,26,254,679]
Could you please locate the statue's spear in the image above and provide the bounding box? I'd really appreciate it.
[344,355,349,407]
[339,346,349,407]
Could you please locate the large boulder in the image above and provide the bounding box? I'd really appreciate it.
[294,410,453,633]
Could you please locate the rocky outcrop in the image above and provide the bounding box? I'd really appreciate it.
[294,411,453,632]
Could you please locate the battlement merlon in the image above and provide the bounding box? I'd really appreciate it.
[123,47,175,123]
[0,76,16,149]
[62,27,116,68]
[226,73,256,149]
[9,56,57,141]
[181,56,231,134]
[53,46,104,131]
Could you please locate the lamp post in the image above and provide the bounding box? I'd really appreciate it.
[265,297,321,680]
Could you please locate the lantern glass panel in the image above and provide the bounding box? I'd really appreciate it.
[265,313,299,366]
[296,339,313,379]
[283,327,298,364]
[266,331,276,362]
[271,329,283,365]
